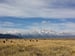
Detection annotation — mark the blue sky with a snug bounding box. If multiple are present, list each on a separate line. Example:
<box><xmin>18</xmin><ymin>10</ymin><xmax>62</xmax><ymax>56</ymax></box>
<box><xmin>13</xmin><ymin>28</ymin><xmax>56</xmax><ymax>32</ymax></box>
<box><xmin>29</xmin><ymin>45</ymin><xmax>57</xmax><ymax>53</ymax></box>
<box><xmin>0</xmin><ymin>17</ymin><xmax>75</xmax><ymax>33</ymax></box>
<box><xmin>0</xmin><ymin>0</ymin><xmax>75</xmax><ymax>34</ymax></box>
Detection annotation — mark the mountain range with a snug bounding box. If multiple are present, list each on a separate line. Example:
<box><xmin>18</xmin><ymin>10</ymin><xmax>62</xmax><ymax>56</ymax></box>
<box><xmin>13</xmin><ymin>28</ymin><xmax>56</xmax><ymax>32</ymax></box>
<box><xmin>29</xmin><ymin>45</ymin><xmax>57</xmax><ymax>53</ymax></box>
<box><xmin>0</xmin><ymin>29</ymin><xmax>75</xmax><ymax>38</ymax></box>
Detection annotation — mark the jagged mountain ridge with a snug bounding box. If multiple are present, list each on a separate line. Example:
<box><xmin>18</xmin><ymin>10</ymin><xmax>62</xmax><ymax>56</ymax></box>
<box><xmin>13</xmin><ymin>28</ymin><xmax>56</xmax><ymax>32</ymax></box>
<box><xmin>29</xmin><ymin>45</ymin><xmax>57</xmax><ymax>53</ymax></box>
<box><xmin>0</xmin><ymin>29</ymin><xmax>75</xmax><ymax>38</ymax></box>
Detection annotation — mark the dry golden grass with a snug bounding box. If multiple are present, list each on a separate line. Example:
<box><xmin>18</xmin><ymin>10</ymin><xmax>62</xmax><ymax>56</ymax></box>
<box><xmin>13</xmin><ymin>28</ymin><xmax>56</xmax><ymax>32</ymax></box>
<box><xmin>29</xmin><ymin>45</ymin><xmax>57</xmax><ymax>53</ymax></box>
<box><xmin>0</xmin><ymin>39</ymin><xmax>75</xmax><ymax>56</ymax></box>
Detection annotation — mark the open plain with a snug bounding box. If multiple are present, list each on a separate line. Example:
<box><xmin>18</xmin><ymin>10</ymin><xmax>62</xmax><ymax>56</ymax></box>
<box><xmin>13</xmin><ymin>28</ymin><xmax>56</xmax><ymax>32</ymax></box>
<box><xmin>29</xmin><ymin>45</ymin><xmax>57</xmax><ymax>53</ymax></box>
<box><xmin>0</xmin><ymin>39</ymin><xmax>75</xmax><ymax>56</ymax></box>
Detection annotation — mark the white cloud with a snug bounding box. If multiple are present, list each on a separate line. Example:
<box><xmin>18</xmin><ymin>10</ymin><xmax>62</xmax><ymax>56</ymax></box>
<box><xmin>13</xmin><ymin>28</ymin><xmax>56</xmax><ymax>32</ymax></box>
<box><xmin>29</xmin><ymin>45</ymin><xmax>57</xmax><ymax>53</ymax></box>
<box><xmin>0</xmin><ymin>21</ymin><xmax>22</xmax><ymax>27</ymax></box>
<box><xmin>0</xmin><ymin>21</ymin><xmax>75</xmax><ymax>34</ymax></box>
<box><xmin>0</xmin><ymin>0</ymin><xmax>75</xmax><ymax>18</ymax></box>
<box><xmin>25</xmin><ymin>21</ymin><xmax>75</xmax><ymax>33</ymax></box>
<box><xmin>0</xmin><ymin>28</ymin><xmax>27</xmax><ymax>34</ymax></box>
<box><xmin>0</xmin><ymin>21</ymin><xmax>15</xmax><ymax>27</ymax></box>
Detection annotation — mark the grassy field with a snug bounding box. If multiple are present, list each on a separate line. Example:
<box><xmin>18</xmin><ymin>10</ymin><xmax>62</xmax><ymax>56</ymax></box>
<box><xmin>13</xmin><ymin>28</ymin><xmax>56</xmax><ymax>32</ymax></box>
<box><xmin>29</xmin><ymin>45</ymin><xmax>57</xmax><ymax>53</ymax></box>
<box><xmin>0</xmin><ymin>39</ymin><xmax>75</xmax><ymax>56</ymax></box>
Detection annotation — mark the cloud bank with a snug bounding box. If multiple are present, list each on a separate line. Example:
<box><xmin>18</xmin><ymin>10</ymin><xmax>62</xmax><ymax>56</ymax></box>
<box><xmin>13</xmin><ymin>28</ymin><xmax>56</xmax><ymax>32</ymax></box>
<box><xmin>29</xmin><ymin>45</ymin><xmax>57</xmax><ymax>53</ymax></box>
<box><xmin>0</xmin><ymin>20</ymin><xmax>75</xmax><ymax>34</ymax></box>
<box><xmin>0</xmin><ymin>0</ymin><xmax>75</xmax><ymax>18</ymax></box>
